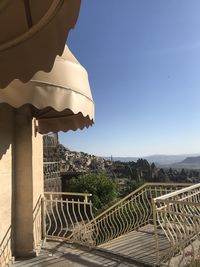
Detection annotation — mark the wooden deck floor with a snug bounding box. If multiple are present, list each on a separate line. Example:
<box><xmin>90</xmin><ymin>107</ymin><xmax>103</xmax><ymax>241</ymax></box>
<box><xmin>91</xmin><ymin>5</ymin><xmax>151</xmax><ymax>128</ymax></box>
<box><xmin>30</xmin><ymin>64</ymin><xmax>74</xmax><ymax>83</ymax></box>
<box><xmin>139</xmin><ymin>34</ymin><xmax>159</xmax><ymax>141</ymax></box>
<box><xmin>99</xmin><ymin>224</ymin><xmax>171</xmax><ymax>267</ymax></box>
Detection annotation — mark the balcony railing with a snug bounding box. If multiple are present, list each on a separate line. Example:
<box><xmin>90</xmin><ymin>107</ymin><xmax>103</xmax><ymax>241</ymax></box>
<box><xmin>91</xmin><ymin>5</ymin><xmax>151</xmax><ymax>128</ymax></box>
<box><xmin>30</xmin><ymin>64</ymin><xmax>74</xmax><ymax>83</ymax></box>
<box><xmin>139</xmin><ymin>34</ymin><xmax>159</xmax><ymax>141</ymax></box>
<box><xmin>153</xmin><ymin>183</ymin><xmax>200</xmax><ymax>266</ymax></box>
<box><xmin>71</xmin><ymin>183</ymin><xmax>191</xmax><ymax>247</ymax></box>
<box><xmin>41</xmin><ymin>183</ymin><xmax>200</xmax><ymax>266</ymax></box>
<box><xmin>43</xmin><ymin>133</ymin><xmax>58</xmax><ymax>148</ymax></box>
<box><xmin>44</xmin><ymin>162</ymin><xmax>60</xmax><ymax>180</ymax></box>
<box><xmin>43</xmin><ymin>192</ymin><xmax>94</xmax><ymax>240</ymax></box>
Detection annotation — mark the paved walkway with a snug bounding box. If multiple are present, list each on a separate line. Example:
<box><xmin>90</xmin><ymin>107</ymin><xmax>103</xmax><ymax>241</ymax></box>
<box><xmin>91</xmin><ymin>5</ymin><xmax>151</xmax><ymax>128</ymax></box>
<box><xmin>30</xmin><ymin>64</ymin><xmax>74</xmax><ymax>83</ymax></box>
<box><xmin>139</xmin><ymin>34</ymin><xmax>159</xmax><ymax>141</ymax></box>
<box><xmin>100</xmin><ymin>225</ymin><xmax>170</xmax><ymax>266</ymax></box>
<box><xmin>13</xmin><ymin>225</ymin><xmax>170</xmax><ymax>267</ymax></box>
<box><xmin>13</xmin><ymin>241</ymin><xmax>139</xmax><ymax>267</ymax></box>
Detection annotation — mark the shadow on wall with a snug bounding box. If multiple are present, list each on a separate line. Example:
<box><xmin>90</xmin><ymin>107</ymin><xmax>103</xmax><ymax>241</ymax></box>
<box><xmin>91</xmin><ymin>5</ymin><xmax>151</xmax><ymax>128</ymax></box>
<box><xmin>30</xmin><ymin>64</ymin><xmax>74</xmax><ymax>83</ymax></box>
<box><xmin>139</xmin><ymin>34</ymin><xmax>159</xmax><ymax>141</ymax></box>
<box><xmin>0</xmin><ymin>104</ymin><xmax>15</xmax><ymax>266</ymax></box>
<box><xmin>0</xmin><ymin>226</ymin><xmax>13</xmax><ymax>267</ymax></box>
<box><xmin>0</xmin><ymin>104</ymin><xmax>14</xmax><ymax>160</ymax></box>
<box><xmin>33</xmin><ymin>195</ymin><xmax>43</xmax><ymax>254</ymax></box>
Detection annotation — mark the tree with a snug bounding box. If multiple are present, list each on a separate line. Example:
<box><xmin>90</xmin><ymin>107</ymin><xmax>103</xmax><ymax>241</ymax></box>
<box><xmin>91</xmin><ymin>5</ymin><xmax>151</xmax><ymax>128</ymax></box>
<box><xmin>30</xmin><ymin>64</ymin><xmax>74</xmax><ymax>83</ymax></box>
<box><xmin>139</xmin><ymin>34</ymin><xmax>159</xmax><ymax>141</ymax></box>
<box><xmin>68</xmin><ymin>172</ymin><xmax>118</xmax><ymax>212</ymax></box>
<box><xmin>122</xmin><ymin>179</ymin><xmax>145</xmax><ymax>196</ymax></box>
<box><xmin>136</xmin><ymin>159</ymin><xmax>151</xmax><ymax>181</ymax></box>
<box><xmin>157</xmin><ymin>168</ymin><xmax>169</xmax><ymax>182</ymax></box>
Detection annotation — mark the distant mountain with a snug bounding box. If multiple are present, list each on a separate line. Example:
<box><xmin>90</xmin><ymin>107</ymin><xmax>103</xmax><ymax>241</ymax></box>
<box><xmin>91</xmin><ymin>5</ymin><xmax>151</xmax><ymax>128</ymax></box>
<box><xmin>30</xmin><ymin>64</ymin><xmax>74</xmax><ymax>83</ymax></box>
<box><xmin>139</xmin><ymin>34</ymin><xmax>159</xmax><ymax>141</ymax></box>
<box><xmin>181</xmin><ymin>156</ymin><xmax>200</xmax><ymax>164</ymax></box>
<box><xmin>145</xmin><ymin>155</ymin><xmax>189</xmax><ymax>165</ymax></box>
<box><xmin>107</xmin><ymin>154</ymin><xmax>200</xmax><ymax>165</ymax></box>
<box><xmin>165</xmin><ymin>156</ymin><xmax>200</xmax><ymax>170</ymax></box>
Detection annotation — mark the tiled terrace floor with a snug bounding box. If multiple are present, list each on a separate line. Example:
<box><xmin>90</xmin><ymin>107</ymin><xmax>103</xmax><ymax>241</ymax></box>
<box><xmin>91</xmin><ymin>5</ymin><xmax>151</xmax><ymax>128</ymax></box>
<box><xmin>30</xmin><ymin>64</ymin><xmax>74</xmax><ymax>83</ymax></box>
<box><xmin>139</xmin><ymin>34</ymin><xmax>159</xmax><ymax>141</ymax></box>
<box><xmin>13</xmin><ymin>225</ymin><xmax>169</xmax><ymax>267</ymax></box>
<box><xmin>100</xmin><ymin>224</ymin><xmax>171</xmax><ymax>266</ymax></box>
<box><xmin>13</xmin><ymin>241</ymin><xmax>140</xmax><ymax>267</ymax></box>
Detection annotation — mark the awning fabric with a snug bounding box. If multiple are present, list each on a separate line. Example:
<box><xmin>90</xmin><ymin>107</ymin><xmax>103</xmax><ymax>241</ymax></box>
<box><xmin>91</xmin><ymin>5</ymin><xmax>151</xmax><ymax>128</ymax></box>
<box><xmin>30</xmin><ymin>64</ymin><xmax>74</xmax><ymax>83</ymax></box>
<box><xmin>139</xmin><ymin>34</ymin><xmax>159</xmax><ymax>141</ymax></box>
<box><xmin>0</xmin><ymin>0</ymin><xmax>81</xmax><ymax>88</ymax></box>
<box><xmin>0</xmin><ymin>46</ymin><xmax>95</xmax><ymax>133</ymax></box>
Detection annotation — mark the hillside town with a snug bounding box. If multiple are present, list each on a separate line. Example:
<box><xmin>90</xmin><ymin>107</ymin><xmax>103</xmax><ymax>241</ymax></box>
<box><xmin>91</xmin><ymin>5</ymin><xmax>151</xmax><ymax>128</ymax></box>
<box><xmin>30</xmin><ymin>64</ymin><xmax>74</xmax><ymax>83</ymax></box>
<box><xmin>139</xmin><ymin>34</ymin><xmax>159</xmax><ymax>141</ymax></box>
<box><xmin>43</xmin><ymin>134</ymin><xmax>200</xmax><ymax>196</ymax></box>
<box><xmin>59</xmin><ymin>144</ymin><xmax>113</xmax><ymax>174</ymax></box>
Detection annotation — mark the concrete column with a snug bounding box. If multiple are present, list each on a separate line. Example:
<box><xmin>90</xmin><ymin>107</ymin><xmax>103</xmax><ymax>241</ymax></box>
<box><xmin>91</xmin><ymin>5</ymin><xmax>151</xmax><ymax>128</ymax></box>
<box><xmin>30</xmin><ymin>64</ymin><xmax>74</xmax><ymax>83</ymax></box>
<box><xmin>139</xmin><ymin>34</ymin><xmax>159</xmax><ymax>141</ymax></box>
<box><xmin>0</xmin><ymin>104</ymin><xmax>15</xmax><ymax>266</ymax></box>
<box><xmin>32</xmin><ymin>118</ymin><xmax>44</xmax><ymax>254</ymax></box>
<box><xmin>14</xmin><ymin>106</ymin><xmax>43</xmax><ymax>257</ymax></box>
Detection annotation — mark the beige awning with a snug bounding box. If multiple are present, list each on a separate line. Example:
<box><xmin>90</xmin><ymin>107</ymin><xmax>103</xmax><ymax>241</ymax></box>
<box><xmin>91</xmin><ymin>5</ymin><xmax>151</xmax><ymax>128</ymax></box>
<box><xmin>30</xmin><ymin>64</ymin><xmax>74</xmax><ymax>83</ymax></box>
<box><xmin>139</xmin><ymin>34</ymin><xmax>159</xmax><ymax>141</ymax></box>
<box><xmin>0</xmin><ymin>46</ymin><xmax>95</xmax><ymax>133</ymax></box>
<box><xmin>0</xmin><ymin>0</ymin><xmax>80</xmax><ymax>88</ymax></box>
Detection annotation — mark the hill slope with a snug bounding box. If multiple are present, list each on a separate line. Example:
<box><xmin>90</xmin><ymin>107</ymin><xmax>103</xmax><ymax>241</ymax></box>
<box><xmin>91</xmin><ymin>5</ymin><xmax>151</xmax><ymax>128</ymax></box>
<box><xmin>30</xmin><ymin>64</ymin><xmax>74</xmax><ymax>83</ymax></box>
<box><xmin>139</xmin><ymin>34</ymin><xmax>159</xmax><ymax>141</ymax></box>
<box><xmin>110</xmin><ymin>154</ymin><xmax>200</xmax><ymax>165</ymax></box>
<box><xmin>159</xmin><ymin>156</ymin><xmax>200</xmax><ymax>170</ymax></box>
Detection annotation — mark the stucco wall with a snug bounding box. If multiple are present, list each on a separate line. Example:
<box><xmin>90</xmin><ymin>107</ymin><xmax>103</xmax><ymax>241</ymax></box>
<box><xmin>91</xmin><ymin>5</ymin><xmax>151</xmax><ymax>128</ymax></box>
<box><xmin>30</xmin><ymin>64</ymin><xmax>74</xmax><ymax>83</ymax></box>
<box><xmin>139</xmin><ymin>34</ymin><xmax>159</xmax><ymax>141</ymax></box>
<box><xmin>14</xmin><ymin>107</ymin><xmax>34</xmax><ymax>256</ymax></box>
<box><xmin>32</xmin><ymin>122</ymin><xmax>44</xmax><ymax>253</ymax></box>
<box><xmin>14</xmin><ymin>107</ymin><xmax>44</xmax><ymax>257</ymax></box>
<box><xmin>0</xmin><ymin>104</ymin><xmax>14</xmax><ymax>266</ymax></box>
<box><xmin>0</xmin><ymin>105</ymin><xmax>44</xmax><ymax>265</ymax></box>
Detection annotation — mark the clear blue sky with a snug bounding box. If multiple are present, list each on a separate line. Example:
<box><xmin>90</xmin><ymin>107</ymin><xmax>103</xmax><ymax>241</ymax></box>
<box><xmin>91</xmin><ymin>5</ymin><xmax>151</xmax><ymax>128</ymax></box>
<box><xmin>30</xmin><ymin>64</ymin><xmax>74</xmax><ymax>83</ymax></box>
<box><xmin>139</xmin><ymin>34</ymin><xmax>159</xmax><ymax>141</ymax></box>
<box><xmin>59</xmin><ymin>0</ymin><xmax>200</xmax><ymax>157</ymax></box>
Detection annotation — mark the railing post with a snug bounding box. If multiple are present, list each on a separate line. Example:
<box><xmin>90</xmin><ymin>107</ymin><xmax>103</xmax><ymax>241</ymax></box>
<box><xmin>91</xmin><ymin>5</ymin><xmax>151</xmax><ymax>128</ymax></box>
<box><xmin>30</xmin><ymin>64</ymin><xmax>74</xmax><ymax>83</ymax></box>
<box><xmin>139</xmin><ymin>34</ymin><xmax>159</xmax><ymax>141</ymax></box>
<box><xmin>41</xmin><ymin>197</ymin><xmax>46</xmax><ymax>241</ymax></box>
<box><xmin>152</xmin><ymin>198</ymin><xmax>160</xmax><ymax>266</ymax></box>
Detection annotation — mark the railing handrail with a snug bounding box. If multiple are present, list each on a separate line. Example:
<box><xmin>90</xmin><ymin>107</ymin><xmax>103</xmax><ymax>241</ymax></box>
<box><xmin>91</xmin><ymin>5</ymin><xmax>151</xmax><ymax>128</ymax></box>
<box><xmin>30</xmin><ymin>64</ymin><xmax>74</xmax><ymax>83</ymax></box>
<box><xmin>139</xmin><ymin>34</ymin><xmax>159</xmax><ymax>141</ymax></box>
<box><xmin>154</xmin><ymin>183</ymin><xmax>196</xmax><ymax>201</ymax></box>
<box><xmin>43</xmin><ymin>162</ymin><xmax>60</xmax><ymax>164</ymax></box>
<box><xmin>44</xmin><ymin>191</ymin><xmax>92</xmax><ymax>197</ymax></box>
<box><xmin>153</xmin><ymin>182</ymin><xmax>200</xmax><ymax>266</ymax></box>
<box><xmin>44</xmin><ymin>191</ymin><xmax>94</xmax><ymax>241</ymax></box>
<box><xmin>76</xmin><ymin>183</ymin><xmax>192</xmax><ymax>226</ymax></box>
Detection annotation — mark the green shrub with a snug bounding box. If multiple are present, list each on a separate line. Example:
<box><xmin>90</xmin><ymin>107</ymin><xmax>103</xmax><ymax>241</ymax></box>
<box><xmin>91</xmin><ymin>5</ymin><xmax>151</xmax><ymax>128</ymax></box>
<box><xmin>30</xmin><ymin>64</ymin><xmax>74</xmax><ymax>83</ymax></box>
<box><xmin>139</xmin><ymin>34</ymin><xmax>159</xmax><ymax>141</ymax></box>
<box><xmin>68</xmin><ymin>172</ymin><xmax>118</xmax><ymax>212</ymax></box>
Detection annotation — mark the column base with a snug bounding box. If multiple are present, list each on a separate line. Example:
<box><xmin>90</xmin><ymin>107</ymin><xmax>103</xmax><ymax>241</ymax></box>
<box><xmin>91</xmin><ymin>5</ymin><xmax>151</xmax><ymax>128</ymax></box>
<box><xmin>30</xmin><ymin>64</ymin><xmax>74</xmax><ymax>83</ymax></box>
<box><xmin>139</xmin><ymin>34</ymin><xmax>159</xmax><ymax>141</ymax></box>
<box><xmin>15</xmin><ymin>250</ymin><xmax>37</xmax><ymax>259</ymax></box>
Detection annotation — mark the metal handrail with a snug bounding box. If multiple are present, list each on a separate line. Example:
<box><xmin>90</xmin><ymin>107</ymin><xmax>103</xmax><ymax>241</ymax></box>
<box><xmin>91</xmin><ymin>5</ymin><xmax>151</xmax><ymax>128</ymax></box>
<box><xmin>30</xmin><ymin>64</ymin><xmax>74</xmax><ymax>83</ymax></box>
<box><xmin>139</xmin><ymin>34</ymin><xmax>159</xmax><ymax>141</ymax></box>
<box><xmin>43</xmin><ymin>192</ymin><xmax>94</xmax><ymax>240</ymax></box>
<box><xmin>43</xmin><ymin>162</ymin><xmax>60</xmax><ymax>181</ymax></box>
<box><xmin>42</xmin><ymin>183</ymin><xmax>200</xmax><ymax>266</ymax></box>
<box><xmin>43</xmin><ymin>162</ymin><xmax>60</xmax><ymax>164</ymax></box>
<box><xmin>153</xmin><ymin>183</ymin><xmax>200</xmax><ymax>266</ymax></box>
<box><xmin>154</xmin><ymin>183</ymin><xmax>199</xmax><ymax>200</ymax></box>
<box><xmin>45</xmin><ymin>192</ymin><xmax>92</xmax><ymax>197</ymax></box>
<box><xmin>85</xmin><ymin>183</ymin><xmax>192</xmax><ymax>225</ymax></box>
<box><xmin>71</xmin><ymin>183</ymin><xmax>191</xmax><ymax>247</ymax></box>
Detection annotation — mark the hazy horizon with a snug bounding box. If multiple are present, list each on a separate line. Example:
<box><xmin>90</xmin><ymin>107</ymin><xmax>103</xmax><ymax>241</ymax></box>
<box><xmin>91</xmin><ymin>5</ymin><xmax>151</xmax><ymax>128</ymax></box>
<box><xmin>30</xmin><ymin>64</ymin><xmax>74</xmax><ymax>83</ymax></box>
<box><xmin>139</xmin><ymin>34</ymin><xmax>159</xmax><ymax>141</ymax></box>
<box><xmin>59</xmin><ymin>140</ymin><xmax>200</xmax><ymax>158</ymax></box>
